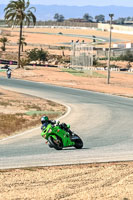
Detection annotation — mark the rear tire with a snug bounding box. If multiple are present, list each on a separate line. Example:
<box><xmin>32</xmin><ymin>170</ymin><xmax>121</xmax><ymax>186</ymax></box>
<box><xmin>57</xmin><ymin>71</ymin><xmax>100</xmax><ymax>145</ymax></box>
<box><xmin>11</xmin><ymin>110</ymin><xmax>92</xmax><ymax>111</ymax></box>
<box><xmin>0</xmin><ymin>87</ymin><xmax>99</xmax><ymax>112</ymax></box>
<box><xmin>48</xmin><ymin>136</ymin><xmax>63</xmax><ymax>150</ymax></box>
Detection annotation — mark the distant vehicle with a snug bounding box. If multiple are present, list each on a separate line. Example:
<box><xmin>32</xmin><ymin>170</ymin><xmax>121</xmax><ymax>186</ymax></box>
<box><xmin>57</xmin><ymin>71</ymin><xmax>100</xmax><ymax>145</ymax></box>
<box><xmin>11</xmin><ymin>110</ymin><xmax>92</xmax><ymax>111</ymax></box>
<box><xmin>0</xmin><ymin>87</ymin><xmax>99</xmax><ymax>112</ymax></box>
<box><xmin>1</xmin><ymin>64</ymin><xmax>9</xmax><ymax>69</ymax></box>
<box><xmin>120</xmin><ymin>68</ymin><xmax>128</xmax><ymax>71</ymax></box>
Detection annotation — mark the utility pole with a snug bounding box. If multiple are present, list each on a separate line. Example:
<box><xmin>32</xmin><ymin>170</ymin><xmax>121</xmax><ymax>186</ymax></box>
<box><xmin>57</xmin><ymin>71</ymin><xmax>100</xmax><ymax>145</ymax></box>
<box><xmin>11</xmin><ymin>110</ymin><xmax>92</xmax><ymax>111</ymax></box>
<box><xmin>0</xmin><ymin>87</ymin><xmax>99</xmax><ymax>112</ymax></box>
<box><xmin>107</xmin><ymin>14</ymin><xmax>114</xmax><ymax>84</ymax></box>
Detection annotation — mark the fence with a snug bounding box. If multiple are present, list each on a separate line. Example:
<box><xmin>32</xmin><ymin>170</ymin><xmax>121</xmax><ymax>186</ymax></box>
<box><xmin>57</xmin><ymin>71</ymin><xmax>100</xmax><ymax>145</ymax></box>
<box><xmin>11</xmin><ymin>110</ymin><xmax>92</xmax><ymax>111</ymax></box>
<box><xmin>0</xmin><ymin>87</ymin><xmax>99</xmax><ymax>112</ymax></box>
<box><xmin>35</xmin><ymin>21</ymin><xmax>98</xmax><ymax>28</ymax></box>
<box><xmin>97</xmin><ymin>48</ymin><xmax>133</xmax><ymax>57</ymax></box>
<box><xmin>70</xmin><ymin>43</ymin><xmax>93</xmax><ymax>68</ymax></box>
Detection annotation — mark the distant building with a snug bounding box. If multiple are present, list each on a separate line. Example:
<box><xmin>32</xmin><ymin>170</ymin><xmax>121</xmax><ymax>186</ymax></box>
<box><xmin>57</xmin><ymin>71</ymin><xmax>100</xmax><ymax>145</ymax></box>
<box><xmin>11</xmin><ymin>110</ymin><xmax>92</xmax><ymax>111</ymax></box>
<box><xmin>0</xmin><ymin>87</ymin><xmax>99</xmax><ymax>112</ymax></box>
<box><xmin>124</xmin><ymin>21</ymin><xmax>133</xmax><ymax>25</ymax></box>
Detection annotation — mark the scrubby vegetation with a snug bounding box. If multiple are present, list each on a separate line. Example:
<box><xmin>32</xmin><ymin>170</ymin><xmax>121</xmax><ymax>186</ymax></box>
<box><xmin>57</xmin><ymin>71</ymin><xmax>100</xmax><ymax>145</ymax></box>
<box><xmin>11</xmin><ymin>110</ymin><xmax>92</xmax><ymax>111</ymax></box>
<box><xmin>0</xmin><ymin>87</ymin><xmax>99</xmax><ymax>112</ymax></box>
<box><xmin>0</xmin><ymin>90</ymin><xmax>66</xmax><ymax>138</ymax></box>
<box><xmin>26</xmin><ymin>48</ymin><xmax>48</xmax><ymax>62</ymax></box>
<box><xmin>99</xmin><ymin>50</ymin><xmax>133</xmax><ymax>62</ymax></box>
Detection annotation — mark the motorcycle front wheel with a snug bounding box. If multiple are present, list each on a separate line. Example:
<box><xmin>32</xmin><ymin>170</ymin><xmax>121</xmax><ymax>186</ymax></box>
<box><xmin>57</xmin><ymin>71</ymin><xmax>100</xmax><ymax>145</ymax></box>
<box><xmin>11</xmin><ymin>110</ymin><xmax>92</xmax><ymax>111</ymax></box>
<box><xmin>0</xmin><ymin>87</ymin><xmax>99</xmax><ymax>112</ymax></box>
<box><xmin>48</xmin><ymin>135</ymin><xmax>63</xmax><ymax>150</ymax></box>
<box><xmin>73</xmin><ymin>134</ymin><xmax>83</xmax><ymax>149</ymax></box>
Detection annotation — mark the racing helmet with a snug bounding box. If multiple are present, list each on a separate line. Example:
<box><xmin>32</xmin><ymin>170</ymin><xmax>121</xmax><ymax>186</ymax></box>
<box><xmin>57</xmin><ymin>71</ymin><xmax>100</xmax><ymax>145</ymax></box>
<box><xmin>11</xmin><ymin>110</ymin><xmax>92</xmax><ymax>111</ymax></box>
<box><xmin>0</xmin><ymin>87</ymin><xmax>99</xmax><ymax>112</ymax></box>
<box><xmin>41</xmin><ymin>116</ymin><xmax>49</xmax><ymax>124</ymax></box>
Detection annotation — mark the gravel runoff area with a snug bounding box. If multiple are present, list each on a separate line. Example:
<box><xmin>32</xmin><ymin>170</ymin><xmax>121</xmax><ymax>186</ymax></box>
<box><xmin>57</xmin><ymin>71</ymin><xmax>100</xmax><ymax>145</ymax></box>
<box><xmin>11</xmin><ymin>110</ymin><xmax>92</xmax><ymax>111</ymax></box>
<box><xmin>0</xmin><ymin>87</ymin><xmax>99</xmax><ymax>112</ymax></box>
<box><xmin>0</xmin><ymin>67</ymin><xmax>133</xmax><ymax>199</ymax></box>
<box><xmin>0</xmin><ymin>162</ymin><xmax>133</xmax><ymax>200</ymax></box>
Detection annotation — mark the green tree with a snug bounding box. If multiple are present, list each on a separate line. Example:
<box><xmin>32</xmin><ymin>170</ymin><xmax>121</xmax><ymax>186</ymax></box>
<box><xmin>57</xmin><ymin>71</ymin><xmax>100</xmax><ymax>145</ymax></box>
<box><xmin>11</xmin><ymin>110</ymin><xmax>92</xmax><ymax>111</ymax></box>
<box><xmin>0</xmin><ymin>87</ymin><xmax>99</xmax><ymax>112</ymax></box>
<box><xmin>0</xmin><ymin>36</ymin><xmax>8</xmax><ymax>51</ymax></box>
<box><xmin>54</xmin><ymin>13</ymin><xmax>60</xmax><ymax>21</ymax></box>
<box><xmin>54</xmin><ymin>13</ymin><xmax>65</xmax><ymax>22</ymax></box>
<box><xmin>116</xmin><ymin>17</ymin><xmax>125</xmax><ymax>24</ymax></box>
<box><xmin>119</xmin><ymin>50</ymin><xmax>133</xmax><ymax>62</ymax></box>
<box><xmin>95</xmin><ymin>15</ymin><xmax>105</xmax><ymax>23</ymax></box>
<box><xmin>83</xmin><ymin>13</ymin><xmax>93</xmax><ymax>22</ymax></box>
<box><xmin>59</xmin><ymin>15</ymin><xmax>64</xmax><ymax>22</ymax></box>
<box><xmin>126</xmin><ymin>16</ymin><xmax>132</xmax><ymax>21</ymax></box>
<box><xmin>4</xmin><ymin>0</ymin><xmax>36</xmax><ymax>68</ymax></box>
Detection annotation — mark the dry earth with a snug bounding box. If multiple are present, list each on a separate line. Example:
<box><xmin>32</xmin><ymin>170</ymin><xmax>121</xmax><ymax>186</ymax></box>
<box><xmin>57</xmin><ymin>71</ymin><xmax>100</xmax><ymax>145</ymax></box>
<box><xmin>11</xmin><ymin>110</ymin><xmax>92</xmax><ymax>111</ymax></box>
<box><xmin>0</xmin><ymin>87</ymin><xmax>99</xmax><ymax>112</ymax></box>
<box><xmin>0</xmin><ymin>87</ymin><xmax>66</xmax><ymax>140</ymax></box>
<box><xmin>0</xmin><ymin>67</ymin><xmax>133</xmax><ymax>200</ymax></box>
<box><xmin>2</xmin><ymin>27</ymin><xmax>133</xmax><ymax>54</ymax></box>
<box><xmin>0</xmin><ymin>162</ymin><xmax>133</xmax><ymax>200</ymax></box>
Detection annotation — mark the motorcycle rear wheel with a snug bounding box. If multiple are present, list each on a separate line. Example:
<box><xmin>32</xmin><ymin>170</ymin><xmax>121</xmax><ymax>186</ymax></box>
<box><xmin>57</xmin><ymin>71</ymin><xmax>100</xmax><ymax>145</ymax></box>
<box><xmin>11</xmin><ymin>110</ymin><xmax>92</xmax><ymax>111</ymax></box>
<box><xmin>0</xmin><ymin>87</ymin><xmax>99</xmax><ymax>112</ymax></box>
<box><xmin>48</xmin><ymin>136</ymin><xmax>63</xmax><ymax>150</ymax></box>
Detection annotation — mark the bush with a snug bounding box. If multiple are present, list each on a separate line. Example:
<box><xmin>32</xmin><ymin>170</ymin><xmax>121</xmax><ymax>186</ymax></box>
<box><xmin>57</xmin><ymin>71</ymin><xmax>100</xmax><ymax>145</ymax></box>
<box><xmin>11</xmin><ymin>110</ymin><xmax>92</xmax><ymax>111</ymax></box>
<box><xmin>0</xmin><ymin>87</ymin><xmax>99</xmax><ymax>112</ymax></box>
<box><xmin>99</xmin><ymin>50</ymin><xmax>133</xmax><ymax>62</ymax></box>
<box><xmin>27</xmin><ymin>48</ymin><xmax>48</xmax><ymax>62</ymax></box>
<box><xmin>118</xmin><ymin>50</ymin><xmax>133</xmax><ymax>62</ymax></box>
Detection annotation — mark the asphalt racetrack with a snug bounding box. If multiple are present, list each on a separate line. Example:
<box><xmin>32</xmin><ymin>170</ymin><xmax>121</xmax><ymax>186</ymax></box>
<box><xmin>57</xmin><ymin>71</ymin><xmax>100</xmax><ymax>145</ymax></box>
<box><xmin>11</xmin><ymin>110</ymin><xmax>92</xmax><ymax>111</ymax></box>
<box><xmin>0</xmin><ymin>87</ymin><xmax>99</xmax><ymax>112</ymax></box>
<box><xmin>0</xmin><ymin>77</ymin><xmax>133</xmax><ymax>169</ymax></box>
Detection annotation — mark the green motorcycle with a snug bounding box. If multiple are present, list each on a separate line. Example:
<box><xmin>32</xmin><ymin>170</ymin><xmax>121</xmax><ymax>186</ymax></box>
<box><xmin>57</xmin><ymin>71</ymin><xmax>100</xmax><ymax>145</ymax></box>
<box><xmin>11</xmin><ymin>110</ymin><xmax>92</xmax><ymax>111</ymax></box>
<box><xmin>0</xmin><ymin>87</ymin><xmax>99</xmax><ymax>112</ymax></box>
<box><xmin>41</xmin><ymin>121</ymin><xmax>83</xmax><ymax>150</ymax></box>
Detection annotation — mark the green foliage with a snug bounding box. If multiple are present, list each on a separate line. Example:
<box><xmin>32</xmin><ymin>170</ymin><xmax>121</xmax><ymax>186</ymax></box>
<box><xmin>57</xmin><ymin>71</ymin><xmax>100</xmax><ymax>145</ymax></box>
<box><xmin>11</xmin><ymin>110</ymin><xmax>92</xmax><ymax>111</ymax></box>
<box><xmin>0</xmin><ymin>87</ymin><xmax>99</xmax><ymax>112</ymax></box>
<box><xmin>0</xmin><ymin>36</ymin><xmax>8</xmax><ymax>51</ymax></box>
<box><xmin>1</xmin><ymin>46</ymin><xmax>6</xmax><ymax>51</ymax></box>
<box><xmin>27</xmin><ymin>48</ymin><xmax>48</xmax><ymax>62</ymax></box>
<box><xmin>93</xmin><ymin>57</ymin><xmax>98</xmax><ymax>65</ymax></box>
<box><xmin>4</xmin><ymin>0</ymin><xmax>36</xmax><ymax>67</ymax></box>
<box><xmin>99</xmin><ymin>50</ymin><xmax>133</xmax><ymax>62</ymax></box>
<box><xmin>118</xmin><ymin>50</ymin><xmax>133</xmax><ymax>62</ymax></box>
<box><xmin>4</xmin><ymin>0</ymin><xmax>36</xmax><ymax>26</ymax></box>
<box><xmin>54</xmin><ymin>13</ymin><xmax>65</xmax><ymax>22</ymax></box>
<box><xmin>83</xmin><ymin>13</ymin><xmax>93</xmax><ymax>22</ymax></box>
<box><xmin>20</xmin><ymin>58</ymin><xmax>29</xmax><ymax>68</ymax></box>
<box><xmin>116</xmin><ymin>17</ymin><xmax>125</xmax><ymax>24</ymax></box>
<box><xmin>19</xmin><ymin>37</ymin><xmax>27</xmax><ymax>52</ymax></box>
<box><xmin>95</xmin><ymin>15</ymin><xmax>105</xmax><ymax>22</ymax></box>
<box><xmin>27</xmin><ymin>48</ymin><xmax>38</xmax><ymax>61</ymax></box>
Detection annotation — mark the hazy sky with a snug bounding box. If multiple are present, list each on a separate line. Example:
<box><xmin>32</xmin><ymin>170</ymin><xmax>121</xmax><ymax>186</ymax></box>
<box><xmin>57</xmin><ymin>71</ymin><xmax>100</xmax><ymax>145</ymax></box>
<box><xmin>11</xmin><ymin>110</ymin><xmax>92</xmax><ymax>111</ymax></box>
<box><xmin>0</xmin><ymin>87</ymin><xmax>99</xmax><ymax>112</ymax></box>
<box><xmin>3</xmin><ymin>0</ymin><xmax>133</xmax><ymax>7</ymax></box>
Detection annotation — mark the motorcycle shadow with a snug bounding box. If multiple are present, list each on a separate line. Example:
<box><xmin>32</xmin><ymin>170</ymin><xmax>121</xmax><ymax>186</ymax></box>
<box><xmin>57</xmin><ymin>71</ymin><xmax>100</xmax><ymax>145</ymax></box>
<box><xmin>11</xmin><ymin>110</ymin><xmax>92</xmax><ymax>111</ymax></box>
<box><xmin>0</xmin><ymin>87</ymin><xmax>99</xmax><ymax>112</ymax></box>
<box><xmin>62</xmin><ymin>147</ymin><xmax>89</xmax><ymax>151</ymax></box>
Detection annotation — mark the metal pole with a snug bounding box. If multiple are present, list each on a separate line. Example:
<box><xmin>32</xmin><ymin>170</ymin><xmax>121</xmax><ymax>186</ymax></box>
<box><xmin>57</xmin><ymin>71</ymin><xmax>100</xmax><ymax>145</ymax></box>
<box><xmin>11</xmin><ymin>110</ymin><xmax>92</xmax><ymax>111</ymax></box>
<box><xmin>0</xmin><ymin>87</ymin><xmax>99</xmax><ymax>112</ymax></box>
<box><xmin>107</xmin><ymin>14</ymin><xmax>114</xmax><ymax>84</ymax></box>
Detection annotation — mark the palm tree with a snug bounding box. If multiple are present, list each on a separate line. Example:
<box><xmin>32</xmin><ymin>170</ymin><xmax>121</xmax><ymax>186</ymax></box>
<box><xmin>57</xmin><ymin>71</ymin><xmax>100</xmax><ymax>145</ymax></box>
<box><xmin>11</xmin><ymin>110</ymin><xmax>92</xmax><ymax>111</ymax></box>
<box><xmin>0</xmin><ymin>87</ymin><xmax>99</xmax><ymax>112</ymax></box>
<box><xmin>0</xmin><ymin>37</ymin><xmax>8</xmax><ymax>51</ymax></box>
<box><xmin>18</xmin><ymin>36</ymin><xmax>27</xmax><ymax>52</ymax></box>
<box><xmin>4</xmin><ymin>0</ymin><xmax>36</xmax><ymax>68</ymax></box>
<box><xmin>83</xmin><ymin>13</ymin><xmax>93</xmax><ymax>22</ymax></box>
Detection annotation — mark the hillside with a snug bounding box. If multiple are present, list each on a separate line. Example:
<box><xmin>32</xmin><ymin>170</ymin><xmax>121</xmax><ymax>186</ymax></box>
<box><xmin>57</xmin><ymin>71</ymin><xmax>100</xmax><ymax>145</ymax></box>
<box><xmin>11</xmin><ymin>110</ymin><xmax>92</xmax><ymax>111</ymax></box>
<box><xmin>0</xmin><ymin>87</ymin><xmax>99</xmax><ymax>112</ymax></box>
<box><xmin>0</xmin><ymin>4</ymin><xmax>133</xmax><ymax>21</ymax></box>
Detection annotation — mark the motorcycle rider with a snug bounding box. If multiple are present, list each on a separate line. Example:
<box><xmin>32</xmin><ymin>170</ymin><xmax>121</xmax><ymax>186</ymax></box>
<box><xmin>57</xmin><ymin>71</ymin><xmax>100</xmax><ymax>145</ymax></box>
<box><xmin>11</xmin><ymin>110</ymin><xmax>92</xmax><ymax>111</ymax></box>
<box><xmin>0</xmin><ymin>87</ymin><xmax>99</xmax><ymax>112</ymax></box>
<box><xmin>6</xmin><ymin>67</ymin><xmax>12</xmax><ymax>79</ymax></box>
<box><xmin>59</xmin><ymin>122</ymin><xmax>74</xmax><ymax>138</ymax></box>
<box><xmin>41</xmin><ymin>116</ymin><xmax>74</xmax><ymax>139</ymax></box>
<box><xmin>41</xmin><ymin>116</ymin><xmax>55</xmax><ymax>136</ymax></box>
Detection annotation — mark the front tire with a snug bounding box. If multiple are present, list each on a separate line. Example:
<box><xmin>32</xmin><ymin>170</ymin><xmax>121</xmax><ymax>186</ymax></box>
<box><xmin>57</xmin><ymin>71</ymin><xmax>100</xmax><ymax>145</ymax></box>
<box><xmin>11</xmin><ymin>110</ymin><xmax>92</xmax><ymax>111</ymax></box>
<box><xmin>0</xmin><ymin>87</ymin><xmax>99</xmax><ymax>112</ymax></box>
<box><xmin>48</xmin><ymin>136</ymin><xmax>63</xmax><ymax>150</ymax></box>
<box><xmin>73</xmin><ymin>134</ymin><xmax>83</xmax><ymax>149</ymax></box>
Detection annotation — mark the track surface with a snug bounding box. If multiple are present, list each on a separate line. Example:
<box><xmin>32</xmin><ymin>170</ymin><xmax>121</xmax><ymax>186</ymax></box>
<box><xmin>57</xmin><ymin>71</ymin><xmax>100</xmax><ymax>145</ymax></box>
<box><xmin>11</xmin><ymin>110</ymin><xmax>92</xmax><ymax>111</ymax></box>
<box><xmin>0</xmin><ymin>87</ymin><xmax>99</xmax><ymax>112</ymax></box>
<box><xmin>0</xmin><ymin>77</ymin><xmax>133</xmax><ymax>169</ymax></box>
<box><xmin>14</xmin><ymin>30</ymin><xmax>125</xmax><ymax>42</ymax></box>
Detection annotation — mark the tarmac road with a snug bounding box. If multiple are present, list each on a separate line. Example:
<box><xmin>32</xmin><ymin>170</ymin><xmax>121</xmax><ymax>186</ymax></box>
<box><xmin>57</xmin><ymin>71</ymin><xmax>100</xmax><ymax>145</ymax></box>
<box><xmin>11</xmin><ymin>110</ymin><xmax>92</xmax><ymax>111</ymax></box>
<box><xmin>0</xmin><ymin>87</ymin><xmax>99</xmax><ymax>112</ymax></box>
<box><xmin>0</xmin><ymin>77</ymin><xmax>133</xmax><ymax>169</ymax></box>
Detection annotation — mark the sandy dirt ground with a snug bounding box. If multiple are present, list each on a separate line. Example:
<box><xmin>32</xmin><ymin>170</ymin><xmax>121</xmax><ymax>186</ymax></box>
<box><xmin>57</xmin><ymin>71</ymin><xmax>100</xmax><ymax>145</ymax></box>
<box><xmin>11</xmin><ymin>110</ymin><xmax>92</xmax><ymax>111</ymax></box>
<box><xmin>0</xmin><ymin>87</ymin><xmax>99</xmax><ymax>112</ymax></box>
<box><xmin>0</xmin><ymin>67</ymin><xmax>133</xmax><ymax>200</ymax></box>
<box><xmin>2</xmin><ymin>27</ymin><xmax>133</xmax><ymax>53</ymax></box>
<box><xmin>0</xmin><ymin>162</ymin><xmax>133</xmax><ymax>200</ymax></box>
